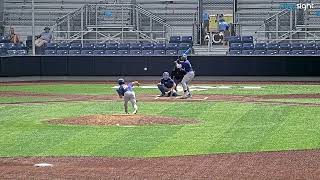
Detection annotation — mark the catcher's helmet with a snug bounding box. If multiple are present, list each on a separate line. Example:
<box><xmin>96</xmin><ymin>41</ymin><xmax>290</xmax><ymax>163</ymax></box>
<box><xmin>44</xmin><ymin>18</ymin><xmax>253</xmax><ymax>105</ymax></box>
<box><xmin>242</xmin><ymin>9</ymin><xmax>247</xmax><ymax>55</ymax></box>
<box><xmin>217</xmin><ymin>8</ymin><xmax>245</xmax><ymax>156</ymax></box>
<box><xmin>117</xmin><ymin>78</ymin><xmax>125</xmax><ymax>85</ymax></box>
<box><xmin>162</xmin><ymin>72</ymin><xmax>170</xmax><ymax>80</ymax></box>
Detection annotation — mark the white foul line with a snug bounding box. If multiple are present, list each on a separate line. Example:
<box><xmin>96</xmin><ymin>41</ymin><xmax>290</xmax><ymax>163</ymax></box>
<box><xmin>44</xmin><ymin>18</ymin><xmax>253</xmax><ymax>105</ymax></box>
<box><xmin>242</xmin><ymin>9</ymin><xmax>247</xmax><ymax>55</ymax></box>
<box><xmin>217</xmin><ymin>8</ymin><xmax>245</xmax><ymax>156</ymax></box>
<box><xmin>154</xmin><ymin>97</ymin><xmax>159</xmax><ymax>100</ymax></box>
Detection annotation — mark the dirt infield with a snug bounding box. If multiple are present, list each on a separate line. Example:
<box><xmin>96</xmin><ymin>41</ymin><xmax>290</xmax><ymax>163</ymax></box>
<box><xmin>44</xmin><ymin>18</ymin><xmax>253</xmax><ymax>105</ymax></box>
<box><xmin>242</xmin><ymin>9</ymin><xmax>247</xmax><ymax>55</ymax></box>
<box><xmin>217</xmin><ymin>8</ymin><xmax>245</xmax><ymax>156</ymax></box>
<box><xmin>48</xmin><ymin>114</ymin><xmax>198</xmax><ymax>126</ymax></box>
<box><xmin>1</xmin><ymin>149</ymin><xmax>320</xmax><ymax>179</ymax></box>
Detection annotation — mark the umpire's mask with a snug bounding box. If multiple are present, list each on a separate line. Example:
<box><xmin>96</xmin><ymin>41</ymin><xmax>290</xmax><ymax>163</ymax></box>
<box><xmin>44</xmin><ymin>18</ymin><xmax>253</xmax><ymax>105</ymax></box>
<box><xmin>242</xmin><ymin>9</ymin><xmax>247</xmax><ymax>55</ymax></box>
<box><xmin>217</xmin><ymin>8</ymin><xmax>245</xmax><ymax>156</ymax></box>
<box><xmin>162</xmin><ymin>72</ymin><xmax>170</xmax><ymax>80</ymax></box>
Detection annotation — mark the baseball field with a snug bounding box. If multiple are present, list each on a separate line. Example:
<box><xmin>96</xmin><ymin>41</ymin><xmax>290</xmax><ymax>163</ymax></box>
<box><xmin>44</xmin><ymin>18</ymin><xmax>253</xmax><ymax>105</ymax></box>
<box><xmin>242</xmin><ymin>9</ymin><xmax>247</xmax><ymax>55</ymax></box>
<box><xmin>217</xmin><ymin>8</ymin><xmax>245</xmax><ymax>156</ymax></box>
<box><xmin>1</xmin><ymin>81</ymin><xmax>320</xmax><ymax>179</ymax></box>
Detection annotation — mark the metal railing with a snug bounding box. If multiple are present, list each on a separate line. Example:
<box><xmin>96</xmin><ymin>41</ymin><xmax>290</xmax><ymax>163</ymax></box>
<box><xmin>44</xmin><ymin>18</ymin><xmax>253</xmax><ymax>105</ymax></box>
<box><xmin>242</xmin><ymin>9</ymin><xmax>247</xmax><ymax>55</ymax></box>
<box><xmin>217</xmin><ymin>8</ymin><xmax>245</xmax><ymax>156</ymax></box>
<box><xmin>254</xmin><ymin>30</ymin><xmax>320</xmax><ymax>43</ymax></box>
<box><xmin>51</xmin><ymin>3</ymin><xmax>173</xmax><ymax>44</ymax></box>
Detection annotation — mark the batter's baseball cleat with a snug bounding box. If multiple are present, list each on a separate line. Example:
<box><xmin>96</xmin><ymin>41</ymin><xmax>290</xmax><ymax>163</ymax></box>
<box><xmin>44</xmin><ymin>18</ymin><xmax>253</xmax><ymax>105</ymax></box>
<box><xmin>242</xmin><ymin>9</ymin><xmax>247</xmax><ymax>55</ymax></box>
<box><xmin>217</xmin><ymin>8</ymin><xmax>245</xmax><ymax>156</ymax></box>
<box><xmin>132</xmin><ymin>109</ymin><xmax>138</xmax><ymax>114</ymax></box>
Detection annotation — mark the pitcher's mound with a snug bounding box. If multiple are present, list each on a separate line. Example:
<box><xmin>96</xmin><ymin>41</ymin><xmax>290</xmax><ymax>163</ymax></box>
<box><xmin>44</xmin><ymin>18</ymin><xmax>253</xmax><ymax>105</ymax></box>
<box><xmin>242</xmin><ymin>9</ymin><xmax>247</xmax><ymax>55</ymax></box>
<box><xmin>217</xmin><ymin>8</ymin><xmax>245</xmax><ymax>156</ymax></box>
<box><xmin>48</xmin><ymin>114</ymin><xmax>198</xmax><ymax>126</ymax></box>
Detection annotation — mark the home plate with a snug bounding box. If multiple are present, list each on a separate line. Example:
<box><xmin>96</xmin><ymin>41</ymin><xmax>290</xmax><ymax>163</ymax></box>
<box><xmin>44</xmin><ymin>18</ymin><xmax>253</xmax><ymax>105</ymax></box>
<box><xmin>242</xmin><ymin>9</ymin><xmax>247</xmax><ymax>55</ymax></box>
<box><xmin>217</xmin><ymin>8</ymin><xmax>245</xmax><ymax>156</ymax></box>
<box><xmin>34</xmin><ymin>163</ymin><xmax>53</xmax><ymax>167</ymax></box>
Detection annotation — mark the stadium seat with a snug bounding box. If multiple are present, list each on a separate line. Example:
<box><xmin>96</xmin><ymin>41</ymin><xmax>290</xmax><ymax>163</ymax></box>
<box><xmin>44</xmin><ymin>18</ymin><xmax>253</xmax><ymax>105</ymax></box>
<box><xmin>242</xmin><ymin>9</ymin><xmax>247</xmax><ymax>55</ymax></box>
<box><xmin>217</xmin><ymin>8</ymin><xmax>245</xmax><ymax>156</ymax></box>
<box><xmin>304</xmin><ymin>43</ymin><xmax>317</xmax><ymax>50</ymax></box>
<box><xmin>105</xmin><ymin>50</ymin><xmax>118</xmax><ymax>55</ymax></box>
<box><xmin>229</xmin><ymin>36</ymin><xmax>241</xmax><ymax>44</ymax></box>
<box><xmin>241</xmin><ymin>36</ymin><xmax>253</xmax><ymax>43</ymax></box>
<box><xmin>154</xmin><ymin>50</ymin><xmax>165</xmax><ymax>55</ymax></box>
<box><xmin>69</xmin><ymin>43</ymin><xmax>82</xmax><ymax>50</ymax></box>
<box><xmin>0</xmin><ymin>36</ymin><xmax>10</xmax><ymax>43</ymax></box>
<box><xmin>255</xmin><ymin>43</ymin><xmax>267</xmax><ymax>50</ymax></box>
<box><xmin>94</xmin><ymin>43</ymin><xmax>106</xmax><ymax>50</ymax></box>
<box><xmin>179</xmin><ymin>43</ymin><xmax>192</xmax><ymax>51</ymax></box>
<box><xmin>93</xmin><ymin>50</ymin><xmax>105</xmax><ymax>55</ymax></box>
<box><xmin>57</xmin><ymin>43</ymin><xmax>70</xmax><ymax>50</ymax></box>
<box><xmin>304</xmin><ymin>50</ymin><xmax>316</xmax><ymax>55</ymax></box>
<box><xmin>154</xmin><ymin>43</ymin><xmax>166</xmax><ymax>50</ymax></box>
<box><xmin>229</xmin><ymin>43</ymin><xmax>242</xmax><ymax>50</ymax></box>
<box><xmin>130</xmin><ymin>50</ymin><xmax>142</xmax><ymax>55</ymax></box>
<box><xmin>229</xmin><ymin>50</ymin><xmax>241</xmax><ymax>55</ymax></box>
<box><xmin>13</xmin><ymin>43</ymin><xmax>27</xmax><ymax>50</ymax></box>
<box><xmin>81</xmin><ymin>50</ymin><xmax>93</xmax><ymax>55</ymax></box>
<box><xmin>118</xmin><ymin>43</ymin><xmax>130</xmax><ymax>50</ymax></box>
<box><xmin>266</xmin><ymin>50</ymin><xmax>278</xmax><ymax>55</ymax></box>
<box><xmin>56</xmin><ymin>50</ymin><xmax>68</xmax><ymax>55</ymax></box>
<box><xmin>142</xmin><ymin>50</ymin><xmax>153</xmax><ymax>55</ymax></box>
<box><xmin>166</xmin><ymin>43</ymin><xmax>179</xmax><ymax>50</ymax></box>
<box><xmin>181</xmin><ymin>36</ymin><xmax>193</xmax><ymax>44</ymax></box>
<box><xmin>316</xmin><ymin>50</ymin><xmax>320</xmax><ymax>55</ymax></box>
<box><xmin>17</xmin><ymin>50</ymin><xmax>27</xmax><ymax>55</ymax></box>
<box><xmin>242</xmin><ymin>43</ymin><xmax>254</xmax><ymax>50</ymax></box>
<box><xmin>105</xmin><ymin>43</ymin><xmax>118</xmax><ymax>50</ymax></box>
<box><xmin>254</xmin><ymin>50</ymin><xmax>266</xmax><ymax>55</ymax></box>
<box><xmin>130</xmin><ymin>43</ymin><xmax>142</xmax><ymax>50</ymax></box>
<box><xmin>141</xmin><ymin>43</ymin><xmax>154</xmax><ymax>50</ymax></box>
<box><xmin>291</xmin><ymin>50</ymin><xmax>303</xmax><ymax>55</ymax></box>
<box><xmin>44</xmin><ymin>50</ymin><xmax>56</xmax><ymax>55</ymax></box>
<box><xmin>166</xmin><ymin>50</ymin><xmax>177</xmax><ymax>55</ymax></box>
<box><xmin>169</xmin><ymin>36</ymin><xmax>181</xmax><ymax>43</ymax></box>
<box><xmin>0</xmin><ymin>43</ymin><xmax>7</xmax><ymax>55</ymax></box>
<box><xmin>82</xmin><ymin>43</ymin><xmax>95</xmax><ymax>50</ymax></box>
<box><xmin>242</xmin><ymin>50</ymin><xmax>254</xmax><ymax>55</ymax></box>
<box><xmin>69</xmin><ymin>50</ymin><xmax>81</xmax><ymax>55</ymax></box>
<box><xmin>6</xmin><ymin>43</ymin><xmax>16</xmax><ymax>50</ymax></box>
<box><xmin>7</xmin><ymin>50</ymin><xmax>18</xmax><ymax>56</ymax></box>
<box><xmin>279</xmin><ymin>50</ymin><xmax>291</xmax><ymax>55</ymax></box>
<box><xmin>267</xmin><ymin>43</ymin><xmax>279</xmax><ymax>50</ymax></box>
<box><xmin>291</xmin><ymin>43</ymin><xmax>304</xmax><ymax>50</ymax></box>
<box><xmin>279</xmin><ymin>43</ymin><xmax>291</xmax><ymax>50</ymax></box>
<box><xmin>118</xmin><ymin>50</ymin><xmax>129</xmax><ymax>55</ymax></box>
<box><xmin>45</xmin><ymin>43</ymin><xmax>58</xmax><ymax>50</ymax></box>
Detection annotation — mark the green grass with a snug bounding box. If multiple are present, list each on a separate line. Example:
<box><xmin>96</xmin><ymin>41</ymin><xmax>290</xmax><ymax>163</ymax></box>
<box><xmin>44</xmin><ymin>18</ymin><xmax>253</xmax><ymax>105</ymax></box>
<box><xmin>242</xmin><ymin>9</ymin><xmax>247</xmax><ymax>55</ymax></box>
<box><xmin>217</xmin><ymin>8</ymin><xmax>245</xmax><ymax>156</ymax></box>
<box><xmin>1</xmin><ymin>83</ymin><xmax>320</xmax><ymax>96</ymax></box>
<box><xmin>263</xmin><ymin>98</ymin><xmax>320</xmax><ymax>104</ymax></box>
<box><xmin>0</xmin><ymin>97</ymin><xmax>62</xmax><ymax>103</ymax></box>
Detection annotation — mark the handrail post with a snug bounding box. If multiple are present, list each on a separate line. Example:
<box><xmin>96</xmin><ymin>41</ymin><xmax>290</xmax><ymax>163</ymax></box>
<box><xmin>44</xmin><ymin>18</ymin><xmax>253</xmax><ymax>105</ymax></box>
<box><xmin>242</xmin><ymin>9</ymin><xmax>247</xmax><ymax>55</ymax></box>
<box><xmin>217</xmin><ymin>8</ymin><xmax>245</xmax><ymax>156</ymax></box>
<box><xmin>81</xmin><ymin>6</ymin><xmax>84</xmax><ymax>46</ymax></box>
<box><xmin>95</xmin><ymin>4</ymin><xmax>98</xmax><ymax>43</ymax></box>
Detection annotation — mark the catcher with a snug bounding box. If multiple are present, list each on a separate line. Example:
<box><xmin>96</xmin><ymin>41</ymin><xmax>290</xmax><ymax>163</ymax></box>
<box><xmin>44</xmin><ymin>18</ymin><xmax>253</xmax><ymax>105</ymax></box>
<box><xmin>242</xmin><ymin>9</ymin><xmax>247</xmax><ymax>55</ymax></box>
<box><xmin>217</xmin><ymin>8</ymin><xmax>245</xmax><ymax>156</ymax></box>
<box><xmin>116</xmin><ymin>78</ymin><xmax>139</xmax><ymax>114</ymax></box>
<box><xmin>157</xmin><ymin>72</ymin><xmax>177</xmax><ymax>97</ymax></box>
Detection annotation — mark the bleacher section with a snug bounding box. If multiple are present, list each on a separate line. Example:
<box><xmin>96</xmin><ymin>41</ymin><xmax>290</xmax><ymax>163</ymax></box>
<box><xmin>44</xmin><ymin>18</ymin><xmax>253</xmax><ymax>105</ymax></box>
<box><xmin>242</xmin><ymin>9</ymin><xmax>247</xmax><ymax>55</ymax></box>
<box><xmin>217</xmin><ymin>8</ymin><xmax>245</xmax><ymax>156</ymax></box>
<box><xmin>228</xmin><ymin>35</ymin><xmax>320</xmax><ymax>55</ymax></box>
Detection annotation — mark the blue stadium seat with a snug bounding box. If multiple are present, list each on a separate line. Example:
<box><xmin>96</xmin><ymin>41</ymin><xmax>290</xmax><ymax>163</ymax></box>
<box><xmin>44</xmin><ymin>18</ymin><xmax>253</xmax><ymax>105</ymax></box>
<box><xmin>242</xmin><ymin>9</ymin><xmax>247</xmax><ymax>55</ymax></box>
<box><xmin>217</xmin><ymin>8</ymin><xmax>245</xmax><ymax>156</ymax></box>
<box><xmin>181</xmin><ymin>36</ymin><xmax>193</xmax><ymax>44</ymax></box>
<box><xmin>82</xmin><ymin>43</ymin><xmax>95</xmax><ymax>50</ymax></box>
<box><xmin>178</xmin><ymin>50</ymin><xmax>190</xmax><ymax>55</ymax></box>
<box><xmin>242</xmin><ymin>50</ymin><xmax>254</xmax><ymax>55</ymax></box>
<box><xmin>118</xmin><ymin>50</ymin><xmax>129</xmax><ymax>55</ymax></box>
<box><xmin>316</xmin><ymin>50</ymin><xmax>320</xmax><ymax>55</ymax></box>
<box><xmin>242</xmin><ymin>43</ymin><xmax>254</xmax><ymax>50</ymax></box>
<box><xmin>255</xmin><ymin>43</ymin><xmax>267</xmax><ymax>50</ymax></box>
<box><xmin>279</xmin><ymin>50</ymin><xmax>291</xmax><ymax>55</ymax></box>
<box><xmin>254</xmin><ymin>50</ymin><xmax>266</xmax><ymax>55</ymax></box>
<box><xmin>166</xmin><ymin>43</ymin><xmax>179</xmax><ymax>50</ymax></box>
<box><xmin>7</xmin><ymin>50</ymin><xmax>18</xmax><ymax>56</ymax></box>
<box><xmin>17</xmin><ymin>50</ymin><xmax>27</xmax><ymax>55</ymax></box>
<box><xmin>241</xmin><ymin>36</ymin><xmax>253</xmax><ymax>43</ymax></box>
<box><xmin>105</xmin><ymin>50</ymin><xmax>118</xmax><ymax>55</ymax></box>
<box><xmin>142</xmin><ymin>50</ymin><xmax>153</xmax><ymax>55</ymax></box>
<box><xmin>179</xmin><ymin>43</ymin><xmax>192</xmax><ymax>51</ymax></box>
<box><xmin>94</xmin><ymin>43</ymin><xmax>106</xmax><ymax>50</ymax></box>
<box><xmin>169</xmin><ymin>36</ymin><xmax>181</xmax><ymax>43</ymax></box>
<box><xmin>141</xmin><ymin>43</ymin><xmax>154</xmax><ymax>50</ymax></box>
<box><xmin>154</xmin><ymin>43</ymin><xmax>166</xmax><ymax>50</ymax></box>
<box><xmin>69</xmin><ymin>43</ymin><xmax>82</xmax><ymax>50</ymax></box>
<box><xmin>0</xmin><ymin>36</ymin><xmax>10</xmax><ymax>43</ymax></box>
<box><xmin>93</xmin><ymin>50</ymin><xmax>106</xmax><ymax>55</ymax></box>
<box><xmin>229</xmin><ymin>43</ymin><xmax>242</xmax><ymax>50</ymax></box>
<box><xmin>229</xmin><ymin>36</ymin><xmax>241</xmax><ymax>44</ymax></box>
<box><xmin>304</xmin><ymin>43</ymin><xmax>317</xmax><ymax>50</ymax></box>
<box><xmin>69</xmin><ymin>50</ymin><xmax>81</xmax><ymax>55</ymax></box>
<box><xmin>130</xmin><ymin>43</ymin><xmax>142</xmax><ymax>50</ymax></box>
<box><xmin>229</xmin><ymin>50</ymin><xmax>241</xmax><ymax>55</ymax></box>
<box><xmin>279</xmin><ymin>43</ymin><xmax>291</xmax><ymax>50</ymax></box>
<box><xmin>130</xmin><ymin>50</ymin><xmax>142</xmax><ymax>55</ymax></box>
<box><xmin>6</xmin><ymin>43</ymin><xmax>16</xmax><ymax>50</ymax></box>
<box><xmin>154</xmin><ymin>50</ymin><xmax>165</xmax><ymax>55</ymax></box>
<box><xmin>266</xmin><ymin>50</ymin><xmax>278</xmax><ymax>55</ymax></box>
<box><xmin>291</xmin><ymin>43</ymin><xmax>304</xmax><ymax>50</ymax></box>
<box><xmin>304</xmin><ymin>50</ymin><xmax>316</xmax><ymax>55</ymax></box>
<box><xmin>166</xmin><ymin>50</ymin><xmax>177</xmax><ymax>55</ymax></box>
<box><xmin>46</xmin><ymin>43</ymin><xmax>58</xmax><ymax>50</ymax></box>
<box><xmin>267</xmin><ymin>43</ymin><xmax>279</xmax><ymax>50</ymax></box>
<box><xmin>44</xmin><ymin>50</ymin><xmax>56</xmax><ymax>55</ymax></box>
<box><xmin>291</xmin><ymin>50</ymin><xmax>303</xmax><ymax>55</ymax></box>
<box><xmin>105</xmin><ymin>43</ymin><xmax>118</xmax><ymax>50</ymax></box>
<box><xmin>81</xmin><ymin>50</ymin><xmax>93</xmax><ymax>55</ymax></box>
<box><xmin>57</xmin><ymin>43</ymin><xmax>70</xmax><ymax>50</ymax></box>
<box><xmin>56</xmin><ymin>50</ymin><xmax>68</xmax><ymax>55</ymax></box>
<box><xmin>118</xmin><ymin>43</ymin><xmax>130</xmax><ymax>50</ymax></box>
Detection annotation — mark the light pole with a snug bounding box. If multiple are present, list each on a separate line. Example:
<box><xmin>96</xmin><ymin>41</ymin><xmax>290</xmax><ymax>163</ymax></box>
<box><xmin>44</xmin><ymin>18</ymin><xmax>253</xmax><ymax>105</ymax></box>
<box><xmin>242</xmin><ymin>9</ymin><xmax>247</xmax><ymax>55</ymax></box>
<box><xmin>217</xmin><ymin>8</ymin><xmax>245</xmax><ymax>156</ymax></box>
<box><xmin>32</xmin><ymin>0</ymin><xmax>35</xmax><ymax>55</ymax></box>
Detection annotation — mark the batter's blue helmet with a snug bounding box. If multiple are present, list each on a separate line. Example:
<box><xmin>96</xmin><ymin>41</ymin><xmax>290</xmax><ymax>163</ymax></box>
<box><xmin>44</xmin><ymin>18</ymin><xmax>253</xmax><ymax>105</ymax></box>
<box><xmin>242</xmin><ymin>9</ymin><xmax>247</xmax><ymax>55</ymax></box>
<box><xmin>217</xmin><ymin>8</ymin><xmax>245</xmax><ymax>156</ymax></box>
<box><xmin>180</xmin><ymin>54</ymin><xmax>187</xmax><ymax>61</ymax></box>
<box><xmin>117</xmin><ymin>78</ymin><xmax>125</xmax><ymax>85</ymax></box>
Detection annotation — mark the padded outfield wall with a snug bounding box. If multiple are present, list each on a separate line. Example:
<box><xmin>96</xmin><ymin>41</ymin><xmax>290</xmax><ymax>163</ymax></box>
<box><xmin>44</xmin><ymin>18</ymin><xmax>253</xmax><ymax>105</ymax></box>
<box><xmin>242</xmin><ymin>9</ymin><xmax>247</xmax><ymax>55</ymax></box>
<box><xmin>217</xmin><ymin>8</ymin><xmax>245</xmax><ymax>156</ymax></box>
<box><xmin>1</xmin><ymin>56</ymin><xmax>320</xmax><ymax>76</ymax></box>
